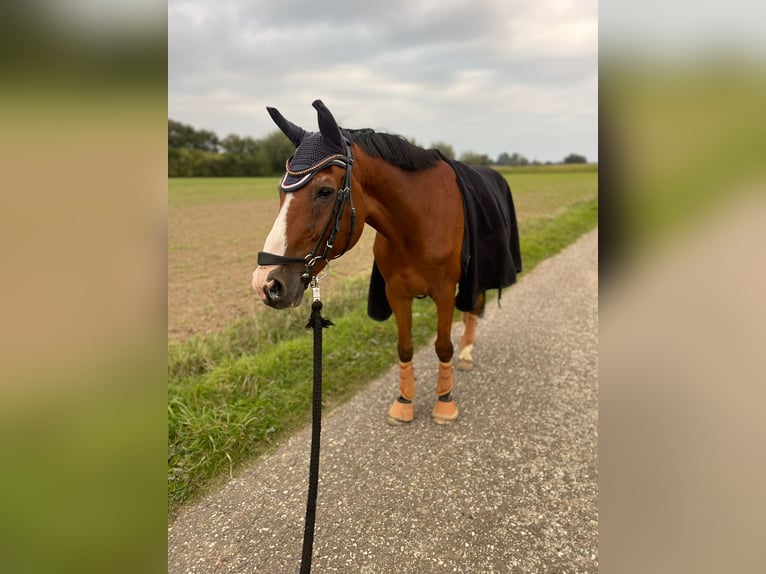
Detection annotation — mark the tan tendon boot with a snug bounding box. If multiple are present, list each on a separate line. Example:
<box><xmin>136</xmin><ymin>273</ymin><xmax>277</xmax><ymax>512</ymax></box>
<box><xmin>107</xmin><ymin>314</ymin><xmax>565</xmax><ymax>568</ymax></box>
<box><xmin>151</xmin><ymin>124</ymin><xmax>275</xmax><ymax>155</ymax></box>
<box><xmin>387</xmin><ymin>361</ymin><xmax>415</xmax><ymax>425</ymax></box>
<box><xmin>432</xmin><ymin>361</ymin><xmax>458</xmax><ymax>424</ymax></box>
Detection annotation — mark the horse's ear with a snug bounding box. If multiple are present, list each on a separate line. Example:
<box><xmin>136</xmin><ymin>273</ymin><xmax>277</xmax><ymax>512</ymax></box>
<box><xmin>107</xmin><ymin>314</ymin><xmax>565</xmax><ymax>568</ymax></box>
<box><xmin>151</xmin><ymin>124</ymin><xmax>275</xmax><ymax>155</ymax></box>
<box><xmin>267</xmin><ymin>106</ymin><xmax>308</xmax><ymax>148</ymax></box>
<box><xmin>312</xmin><ymin>100</ymin><xmax>343</xmax><ymax>148</ymax></box>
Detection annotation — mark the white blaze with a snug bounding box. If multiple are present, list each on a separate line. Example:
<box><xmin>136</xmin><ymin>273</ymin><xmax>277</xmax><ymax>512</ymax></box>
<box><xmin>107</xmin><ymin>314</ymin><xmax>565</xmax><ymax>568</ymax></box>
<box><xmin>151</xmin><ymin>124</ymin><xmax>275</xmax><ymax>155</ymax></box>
<box><xmin>252</xmin><ymin>194</ymin><xmax>294</xmax><ymax>299</ymax></box>
<box><xmin>262</xmin><ymin>193</ymin><xmax>293</xmax><ymax>256</ymax></box>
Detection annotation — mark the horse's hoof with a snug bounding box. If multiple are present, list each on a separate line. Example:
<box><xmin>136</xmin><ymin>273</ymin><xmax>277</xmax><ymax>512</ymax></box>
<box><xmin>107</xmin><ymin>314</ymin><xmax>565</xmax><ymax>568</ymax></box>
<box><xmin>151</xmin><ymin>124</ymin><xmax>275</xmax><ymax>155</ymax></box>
<box><xmin>431</xmin><ymin>399</ymin><xmax>459</xmax><ymax>424</ymax></box>
<box><xmin>387</xmin><ymin>398</ymin><xmax>414</xmax><ymax>426</ymax></box>
<box><xmin>457</xmin><ymin>358</ymin><xmax>474</xmax><ymax>371</ymax></box>
<box><xmin>457</xmin><ymin>345</ymin><xmax>474</xmax><ymax>371</ymax></box>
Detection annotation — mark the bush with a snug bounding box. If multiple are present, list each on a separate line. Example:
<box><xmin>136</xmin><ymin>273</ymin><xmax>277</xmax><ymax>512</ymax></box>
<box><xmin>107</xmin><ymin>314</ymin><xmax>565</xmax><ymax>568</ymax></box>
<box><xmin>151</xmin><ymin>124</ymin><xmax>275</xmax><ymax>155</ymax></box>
<box><xmin>563</xmin><ymin>153</ymin><xmax>587</xmax><ymax>164</ymax></box>
<box><xmin>168</xmin><ymin>119</ymin><xmax>293</xmax><ymax>177</ymax></box>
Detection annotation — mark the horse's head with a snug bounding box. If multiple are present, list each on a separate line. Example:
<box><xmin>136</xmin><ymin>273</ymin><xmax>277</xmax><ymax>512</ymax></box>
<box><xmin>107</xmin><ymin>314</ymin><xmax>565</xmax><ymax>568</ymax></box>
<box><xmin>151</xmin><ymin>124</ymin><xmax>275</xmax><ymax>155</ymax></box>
<box><xmin>252</xmin><ymin>100</ymin><xmax>360</xmax><ymax>308</ymax></box>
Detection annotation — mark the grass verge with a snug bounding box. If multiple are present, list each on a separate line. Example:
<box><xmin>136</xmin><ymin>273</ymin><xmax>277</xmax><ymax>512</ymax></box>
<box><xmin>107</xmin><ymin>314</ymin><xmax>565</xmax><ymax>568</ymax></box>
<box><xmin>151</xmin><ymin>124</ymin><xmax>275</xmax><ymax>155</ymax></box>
<box><xmin>168</xmin><ymin>197</ymin><xmax>598</xmax><ymax>515</ymax></box>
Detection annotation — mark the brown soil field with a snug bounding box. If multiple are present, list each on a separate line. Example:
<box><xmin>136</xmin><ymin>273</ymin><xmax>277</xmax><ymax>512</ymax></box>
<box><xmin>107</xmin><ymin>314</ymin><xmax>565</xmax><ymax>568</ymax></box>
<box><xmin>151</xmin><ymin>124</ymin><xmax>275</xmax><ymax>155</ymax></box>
<box><xmin>168</xmin><ymin>197</ymin><xmax>375</xmax><ymax>340</ymax></box>
<box><xmin>168</xmin><ymin>168</ymin><xmax>597</xmax><ymax>341</ymax></box>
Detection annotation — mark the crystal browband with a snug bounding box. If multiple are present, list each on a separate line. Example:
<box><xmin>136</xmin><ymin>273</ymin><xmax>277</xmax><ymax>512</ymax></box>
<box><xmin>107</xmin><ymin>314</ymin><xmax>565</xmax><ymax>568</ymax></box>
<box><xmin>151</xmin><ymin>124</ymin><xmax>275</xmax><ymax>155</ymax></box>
<box><xmin>285</xmin><ymin>154</ymin><xmax>348</xmax><ymax>177</ymax></box>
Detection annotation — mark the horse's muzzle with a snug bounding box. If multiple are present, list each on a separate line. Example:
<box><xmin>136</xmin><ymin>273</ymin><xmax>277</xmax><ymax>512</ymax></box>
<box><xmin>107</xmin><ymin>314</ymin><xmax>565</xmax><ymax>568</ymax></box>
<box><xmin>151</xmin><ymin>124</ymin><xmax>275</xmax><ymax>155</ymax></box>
<box><xmin>252</xmin><ymin>265</ymin><xmax>305</xmax><ymax>309</ymax></box>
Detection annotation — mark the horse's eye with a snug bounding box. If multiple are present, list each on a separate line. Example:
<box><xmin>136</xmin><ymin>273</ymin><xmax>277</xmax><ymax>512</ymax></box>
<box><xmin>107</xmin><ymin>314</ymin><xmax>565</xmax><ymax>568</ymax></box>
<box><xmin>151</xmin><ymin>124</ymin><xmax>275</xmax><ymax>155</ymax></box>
<box><xmin>317</xmin><ymin>187</ymin><xmax>335</xmax><ymax>199</ymax></box>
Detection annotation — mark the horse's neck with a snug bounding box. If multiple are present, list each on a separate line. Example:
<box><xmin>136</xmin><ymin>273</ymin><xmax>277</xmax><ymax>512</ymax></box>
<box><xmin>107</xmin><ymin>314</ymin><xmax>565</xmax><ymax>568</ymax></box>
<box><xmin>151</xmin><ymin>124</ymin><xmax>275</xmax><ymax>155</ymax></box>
<box><xmin>357</xmin><ymin>157</ymin><xmax>421</xmax><ymax>246</ymax></box>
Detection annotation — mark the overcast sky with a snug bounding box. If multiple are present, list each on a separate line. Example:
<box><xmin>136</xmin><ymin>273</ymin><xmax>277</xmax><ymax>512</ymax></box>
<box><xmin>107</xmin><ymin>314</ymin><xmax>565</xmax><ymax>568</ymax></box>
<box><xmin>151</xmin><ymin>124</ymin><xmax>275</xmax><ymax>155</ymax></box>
<box><xmin>169</xmin><ymin>0</ymin><xmax>598</xmax><ymax>163</ymax></box>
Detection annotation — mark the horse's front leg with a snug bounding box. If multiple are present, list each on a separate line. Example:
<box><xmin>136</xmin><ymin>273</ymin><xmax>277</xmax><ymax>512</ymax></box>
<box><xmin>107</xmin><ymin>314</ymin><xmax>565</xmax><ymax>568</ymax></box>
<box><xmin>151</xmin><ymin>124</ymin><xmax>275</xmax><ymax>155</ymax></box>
<box><xmin>432</xmin><ymin>290</ymin><xmax>459</xmax><ymax>424</ymax></box>
<box><xmin>386</xmin><ymin>290</ymin><xmax>416</xmax><ymax>426</ymax></box>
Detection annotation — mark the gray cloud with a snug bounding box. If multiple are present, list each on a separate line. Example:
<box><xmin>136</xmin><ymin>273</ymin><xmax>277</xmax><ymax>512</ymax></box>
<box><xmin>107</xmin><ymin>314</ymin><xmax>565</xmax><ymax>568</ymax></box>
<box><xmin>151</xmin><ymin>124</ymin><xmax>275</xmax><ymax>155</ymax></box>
<box><xmin>169</xmin><ymin>0</ymin><xmax>598</xmax><ymax>162</ymax></box>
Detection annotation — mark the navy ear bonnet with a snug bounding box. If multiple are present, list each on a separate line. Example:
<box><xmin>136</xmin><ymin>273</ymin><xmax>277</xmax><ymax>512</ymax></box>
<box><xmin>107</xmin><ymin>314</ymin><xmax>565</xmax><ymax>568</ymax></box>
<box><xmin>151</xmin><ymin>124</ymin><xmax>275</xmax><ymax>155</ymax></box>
<box><xmin>267</xmin><ymin>100</ymin><xmax>349</xmax><ymax>192</ymax></box>
<box><xmin>278</xmin><ymin>132</ymin><xmax>348</xmax><ymax>192</ymax></box>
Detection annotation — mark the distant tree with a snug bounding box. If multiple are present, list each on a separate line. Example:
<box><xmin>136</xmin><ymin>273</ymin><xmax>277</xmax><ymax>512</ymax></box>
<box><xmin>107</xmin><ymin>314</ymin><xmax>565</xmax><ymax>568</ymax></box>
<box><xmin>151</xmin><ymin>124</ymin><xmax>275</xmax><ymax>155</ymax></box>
<box><xmin>221</xmin><ymin>134</ymin><xmax>270</xmax><ymax>176</ymax></box>
<box><xmin>168</xmin><ymin>119</ymin><xmax>220</xmax><ymax>152</ymax></box>
<box><xmin>258</xmin><ymin>131</ymin><xmax>297</xmax><ymax>175</ymax></box>
<box><xmin>497</xmin><ymin>152</ymin><xmax>529</xmax><ymax>166</ymax></box>
<box><xmin>430</xmin><ymin>141</ymin><xmax>455</xmax><ymax>160</ymax></box>
<box><xmin>168</xmin><ymin>146</ymin><xmax>187</xmax><ymax>177</ymax></box>
<box><xmin>168</xmin><ymin>147</ymin><xmax>219</xmax><ymax>177</ymax></box>
<box><xmin>459</xmin><ymin>151</ymin><xmax>491</xmax><ymax>166</ymax></box>
<box><xmin>221</xmin><ymin>134</ymin><xmax>245</xmax><ymax>155</ymax></box>
<box><xmin>563</xmin><ymin>153</ymin><xmax>587</xmax><ymax>164</ymax></box>
<box><xmin>168</xmin><ymin>120</ymin><xmax>194</xmax><ymax>149</ymax></box>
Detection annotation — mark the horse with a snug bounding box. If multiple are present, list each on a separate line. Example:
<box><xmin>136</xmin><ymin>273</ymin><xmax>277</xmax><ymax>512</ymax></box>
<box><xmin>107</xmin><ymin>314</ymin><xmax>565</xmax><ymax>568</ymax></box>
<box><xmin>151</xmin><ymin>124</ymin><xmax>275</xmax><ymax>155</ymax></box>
<box><xmin>252</xmin><ymin>100</ymin><xmax>521</xmax><ymax>425</ymax></box>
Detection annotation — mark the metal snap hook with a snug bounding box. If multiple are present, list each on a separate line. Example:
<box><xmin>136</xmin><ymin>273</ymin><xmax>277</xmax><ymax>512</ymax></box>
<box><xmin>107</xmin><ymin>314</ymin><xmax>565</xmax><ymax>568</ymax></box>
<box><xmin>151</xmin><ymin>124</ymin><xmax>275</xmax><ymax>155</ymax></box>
<box><xmin>303</xmin><ymin>256</ymin><xmax>330</xmax><ymax>284</ymax></box>
<box><xmin>308</xmin><ymin>261</ymin><xmax>329</xmax><ymax>302</ymax></box>
<box><xmin>314</xmin><ymin>260</ymin><xmax>330</xmax><ymax>282</ymax></box>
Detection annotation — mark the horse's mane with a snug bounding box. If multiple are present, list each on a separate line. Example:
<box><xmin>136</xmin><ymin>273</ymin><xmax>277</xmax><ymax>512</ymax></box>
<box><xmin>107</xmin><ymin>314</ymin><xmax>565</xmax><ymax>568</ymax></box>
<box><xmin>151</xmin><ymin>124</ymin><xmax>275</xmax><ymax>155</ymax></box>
<box><xmin>341</xmin><ymin>128</ymin><xmax>441</xmax><ymax>171</ymax></box>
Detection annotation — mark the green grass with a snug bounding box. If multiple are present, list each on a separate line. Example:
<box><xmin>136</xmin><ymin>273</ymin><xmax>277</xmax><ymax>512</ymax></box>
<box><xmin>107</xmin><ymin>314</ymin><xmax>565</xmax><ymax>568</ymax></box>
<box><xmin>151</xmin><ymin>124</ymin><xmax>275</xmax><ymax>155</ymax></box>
<box><xmin>168</xmin><ymin>177</ymin><xmax>280</xmax><ymax>207</ymax></box>
<box><xmin>507</xmin><ymin>170</ymin><xmax>599</xmax><ymax>220</ymax></box>
<box><xmin>519</xmin><ymin>198</ymin><xmax>599</xmax><ymax>268</ymax></box>
<box><xmin>167</xmin><ymin>192</ymin><xmax>598</xmax><ymax>515</ymax></box>
<box><xmin>494</xmin><ymin>163</ymin><xmax>597</xmax><ymax>175</ymax></box>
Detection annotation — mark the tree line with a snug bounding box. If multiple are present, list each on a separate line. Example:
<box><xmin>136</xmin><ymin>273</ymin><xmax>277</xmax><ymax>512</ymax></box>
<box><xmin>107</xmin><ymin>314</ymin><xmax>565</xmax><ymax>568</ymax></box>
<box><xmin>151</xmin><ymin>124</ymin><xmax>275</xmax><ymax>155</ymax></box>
<box><xmin>168</xmin><ymin>119</ymin><xmax>587</xmax><ymax>177</ymax></box>
<box><xmin>168</xmin><ymin>119</ymin><xmax>295</xmax><ymax>177</ymax></box>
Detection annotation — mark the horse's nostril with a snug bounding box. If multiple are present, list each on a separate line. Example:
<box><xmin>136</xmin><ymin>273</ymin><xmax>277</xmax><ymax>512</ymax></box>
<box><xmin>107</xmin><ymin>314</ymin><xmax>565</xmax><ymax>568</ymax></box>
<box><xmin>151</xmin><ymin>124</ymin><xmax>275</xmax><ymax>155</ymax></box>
<box><xmin>266</xmin><ymin>278</ymin><xmax>285</xmax><ymax>301</ymax></box>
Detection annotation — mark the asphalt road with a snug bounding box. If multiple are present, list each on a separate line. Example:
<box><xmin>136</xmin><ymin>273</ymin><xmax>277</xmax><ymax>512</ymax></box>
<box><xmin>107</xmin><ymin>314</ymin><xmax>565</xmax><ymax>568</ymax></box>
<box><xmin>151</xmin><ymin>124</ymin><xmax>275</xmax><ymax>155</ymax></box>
<box><xmin>168</xmin><ymin>229</ymin><xmax>598</xmax><ymax>574</ymax></box>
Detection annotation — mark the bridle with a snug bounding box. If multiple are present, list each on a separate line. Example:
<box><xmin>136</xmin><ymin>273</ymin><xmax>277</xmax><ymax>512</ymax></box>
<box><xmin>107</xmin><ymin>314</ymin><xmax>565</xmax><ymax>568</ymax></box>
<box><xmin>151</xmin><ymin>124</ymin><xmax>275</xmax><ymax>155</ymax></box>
<box><xmin>257</xmin><ymin>140</ymin><xmax>356</xmax><ymax>284</ymax></box>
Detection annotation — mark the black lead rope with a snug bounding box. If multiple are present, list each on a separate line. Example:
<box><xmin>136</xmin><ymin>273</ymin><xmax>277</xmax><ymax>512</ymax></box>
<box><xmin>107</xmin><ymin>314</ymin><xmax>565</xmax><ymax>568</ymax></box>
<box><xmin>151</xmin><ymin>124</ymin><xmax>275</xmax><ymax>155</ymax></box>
<box><xmin>300</xmin><ymin>279</ymin><xmax>333</xmax><ymax>574</ymax></box>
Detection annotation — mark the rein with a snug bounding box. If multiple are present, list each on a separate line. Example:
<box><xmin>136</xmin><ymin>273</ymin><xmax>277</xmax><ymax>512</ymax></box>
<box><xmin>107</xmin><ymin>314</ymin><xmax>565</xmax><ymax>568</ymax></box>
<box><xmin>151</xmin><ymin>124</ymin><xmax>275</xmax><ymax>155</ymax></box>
<box><xmin>257</xmin><ymin>140</ymin><xmax>356</xmax><ymax>284</ymax></box>
<box><xmin>257</xmin><ymin>141</ymin><xmax>354</xmax><ymax>573</ymax></box>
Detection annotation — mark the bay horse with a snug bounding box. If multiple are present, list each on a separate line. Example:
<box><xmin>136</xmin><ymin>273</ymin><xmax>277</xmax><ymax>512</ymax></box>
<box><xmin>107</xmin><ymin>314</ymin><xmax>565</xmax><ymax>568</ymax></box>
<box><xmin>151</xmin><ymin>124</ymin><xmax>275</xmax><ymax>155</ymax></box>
<box><xmin>252</xmin><ymin>100</ymin><xmax>521</xmax><ymax>425</ymax></box>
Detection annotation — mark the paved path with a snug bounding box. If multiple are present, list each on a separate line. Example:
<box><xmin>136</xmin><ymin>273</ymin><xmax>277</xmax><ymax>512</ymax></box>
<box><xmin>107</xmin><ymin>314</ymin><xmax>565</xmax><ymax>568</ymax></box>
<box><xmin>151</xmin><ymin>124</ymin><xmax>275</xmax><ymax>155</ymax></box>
<box><xmin>169</xmin><ymin>229</ymin><xmax>598</xmax><ymax>573</ymax></box>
